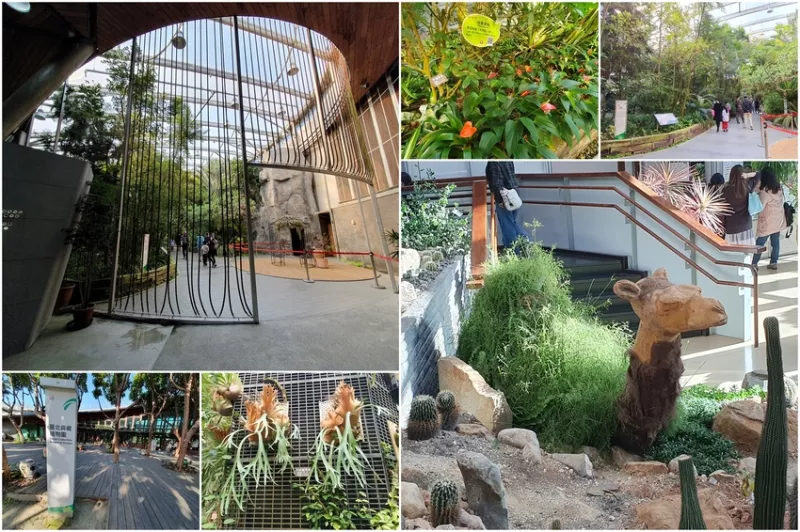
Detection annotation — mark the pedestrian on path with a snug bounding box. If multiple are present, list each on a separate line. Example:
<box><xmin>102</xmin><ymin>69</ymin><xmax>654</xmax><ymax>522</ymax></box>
<box><xmin>181</xmin><ymin>232</ymin><xmax>189</xmax><ymax>259</ymax></box>
<box><xmin>752</xmin><ymin>167</ymin><xmax>786</xmax><ymax>270</ymax></box>
<box><xmin>754</xmin><ymin>98</ymin><xmax>761</xmax><ymax>115</ymax></box>
<box><xmin>742</xmin><ymin>96</ymin><xmax>754</xmax><ymax>130</ymax></box>
<box><xmin>722</xmin><ymin>107</ymin><xmax>730</xmax><ymax>132</ymax></box>
<box><xmin>208</xmin><ymin>232</ymin><xmax>218</xmax><ymax>267</ymax></box>
<box><xmin>735</xmin><ymin>98</ymin><xmax>744</xmax><ymax>124</ymax></box>
<box><xmin>721</xmin><ymin>165</ymin><xmax>760</xmax><ymax>246</ymax></box>
<box><xmin>485</xmin><ymin>161</ymin><xmax>529</xmax><ymax>253</ymax></box>
<box><xmin>713</xmin><ymin>100</ymin><xmax>724</xmax><ymax>132</ymax></box>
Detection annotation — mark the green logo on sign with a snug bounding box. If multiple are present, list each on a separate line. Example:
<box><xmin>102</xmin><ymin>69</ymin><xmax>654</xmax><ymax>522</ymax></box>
<box><xmin>63</xmin><ymin>398</ymin><xmax>77</xmax><ymax>410</ymax></box>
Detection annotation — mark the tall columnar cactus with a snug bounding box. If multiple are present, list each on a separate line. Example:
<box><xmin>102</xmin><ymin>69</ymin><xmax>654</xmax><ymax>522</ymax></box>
<box><xmin>407</xmin><ymin>395</ymin><xmax>439</xmax><ymax>440</ymax></box>
<box><xmin>436</xmin><ymin>390</ymin><xmax>460</xmax><ymax>431</ymax></box>
<box><xmin>430</xmin><ymin>480</ymin><xmax>459</xmax><ymax>527</ymax></box>
<box><xmin>790</xmin><ymin>478</ymin><xmax>798</xmax><ymax>530</ymax></box>
<box><xmin>678</xmin><ymin>457</ymin><xmax>707</xmax><ymax>530</ymax></box>
<box><xmin>753</xmin><ymin>317</ymin><xmax>788</xmax><ymax>530</ymax></box>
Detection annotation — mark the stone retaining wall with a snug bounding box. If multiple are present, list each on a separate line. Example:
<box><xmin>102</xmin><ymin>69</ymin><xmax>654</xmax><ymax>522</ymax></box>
<box><xmin>400</xmin><ymin>254</ymin><xmax>469</xmax><ymax>427</ymax></box>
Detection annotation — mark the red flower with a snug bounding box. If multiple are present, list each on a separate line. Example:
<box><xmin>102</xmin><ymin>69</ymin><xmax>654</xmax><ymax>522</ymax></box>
<box><xmin>540</xmin><ymin>102</ymin><xmax>556</xmax><ymax>114</ymax></box>
<box><xmin>488</xmin><ymin>71</ymin><xmax>498</xmax><ymax>79</ymax></box>
<box><xmin>516</xmin><ymin>69</ymin><xmax>522</xmax><ymax>76</ymax></box>
<box><xmin>460</xmin><ymin>121</ymin><xmax>477</xmax><ymax>138</ymax></box>
<box><xmin>578</xmin><ymin>67</ymin><xmax>585</xmax><ymax>73</ymax></box>
<box><xmin>582</xmin><ymin>75</ymin><xmax>592</xmax><ymax>83</ymax></box>
<box><xmin>524</xmin><ymin>65</ymin><xmax>532</xmax><ymax>73</ymax></box>
<box><xmin>520</xmin><ymin>90</ymin><xmax>531</xmax><ymax>97</ymax></box>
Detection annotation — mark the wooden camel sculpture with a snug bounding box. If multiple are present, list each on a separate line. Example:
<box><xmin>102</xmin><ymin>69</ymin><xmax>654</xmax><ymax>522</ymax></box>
<box><xmin>612</xmin><ymin>268</ymin><xmax>727</xmax><ymax>454</ymax></box>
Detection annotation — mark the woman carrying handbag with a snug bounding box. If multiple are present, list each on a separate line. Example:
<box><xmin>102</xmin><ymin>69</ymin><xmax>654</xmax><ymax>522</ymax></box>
<box><xmin>720</xmin><ymin>165</ymin><xmax>760</xmax><ymax>246</ymax></box>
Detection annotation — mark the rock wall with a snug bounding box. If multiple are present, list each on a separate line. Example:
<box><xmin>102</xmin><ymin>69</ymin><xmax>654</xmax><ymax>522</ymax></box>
<box><xmin>400</xmin><ymin>255</ymin><xmax>470</xmax><ymax>427</ymax></box>
<box><xmin>255</xmin><ymin>150</ymin><xmax>321</xmax><ymax>245</ymax></box>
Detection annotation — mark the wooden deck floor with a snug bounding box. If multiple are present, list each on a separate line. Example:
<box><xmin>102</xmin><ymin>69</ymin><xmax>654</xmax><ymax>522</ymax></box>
<box><xmin>8</xmin><ymin>446</ymin><xmax>198</xmax><ymax>529</ymax></box>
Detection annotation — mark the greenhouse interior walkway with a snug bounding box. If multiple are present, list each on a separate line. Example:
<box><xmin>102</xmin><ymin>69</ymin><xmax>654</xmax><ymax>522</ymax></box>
<box><xmin>3</xmin><ymin>258</ymin><xmax>398</xmax><ymax>371</ymax></box>
<box><xmin>624</xmin><ymin>118</ymin><xmax>796</xmax><ymax>159</ymax></box>
<box><xmin>681</xmin><ymin>254</ymin><xmax>798</xmax><ymax>389</ymax></box>
<box><xmin>5</xmin><ymin>444</ymin><xmax>199</xmax><ymax>530</ymax></box>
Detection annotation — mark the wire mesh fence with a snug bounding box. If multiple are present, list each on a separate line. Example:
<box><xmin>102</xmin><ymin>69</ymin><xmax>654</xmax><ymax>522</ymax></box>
<box><xmin>222</xmin><ymin>372</ymin><xmax>397</xmax><ymax>530</ymax></box>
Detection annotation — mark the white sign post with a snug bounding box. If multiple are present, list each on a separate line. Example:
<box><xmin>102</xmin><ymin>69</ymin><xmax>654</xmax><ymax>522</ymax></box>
<box><xmin>42</xmin><ymin>377</ymin><xmax>78</xmax><ymax>519</ymax></box>
<box><xmin>142</xmin><ymin>234</ymin><xmax>150</xmax><ymax>268</ymax></box>
<box><xmin>614</xmin><ymin>100</ymin><xmax>628</xmax><ymax>139</ymax></box>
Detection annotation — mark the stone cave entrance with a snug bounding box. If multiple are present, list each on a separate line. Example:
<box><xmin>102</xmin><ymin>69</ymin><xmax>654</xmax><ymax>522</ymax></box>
<box><xmin>290</xmin><ymin>228</ymin><xmax>305</xmax><ymax>256</ymax></box>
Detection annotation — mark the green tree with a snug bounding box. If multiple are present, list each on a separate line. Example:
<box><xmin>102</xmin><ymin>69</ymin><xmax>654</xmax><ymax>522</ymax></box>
<box><xmin>129</xmin><ymin>373</ymin><xmax>175</xmax><ymax>457</ymax></box>
<box><xmin>740</xmin><ymin>16</ymin><xmax>798</xmax><ymax>113</ymax></box>
<box><xmin>169</xmin><ymin>373</ymin><xmax>200</xmax><ymax>472</ymax></box>
<box><xmin>92</xmin><ymin>373</ymin><xmax>136</xmax><ymax>464</ymax></box>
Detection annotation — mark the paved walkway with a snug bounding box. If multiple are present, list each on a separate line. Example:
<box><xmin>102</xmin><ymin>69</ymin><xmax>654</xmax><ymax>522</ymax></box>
<box><xmin>625</xmin><ymin>118</ymin><xmax>795</xmax><ymax>159</ymax></box>
<box><xmin>4</xmin><ymin>255</ymin><xmax>398</xmax><ymax>371</ymax></box>
<box><xmin>5</xmin><ymin>445</ymin><xmax>198</xmax><ymax>530</ymax></box>
<box><xmin>682</xmin><ymin>254</ymin><xmax>798</xmax><ymax>388</ymax></box>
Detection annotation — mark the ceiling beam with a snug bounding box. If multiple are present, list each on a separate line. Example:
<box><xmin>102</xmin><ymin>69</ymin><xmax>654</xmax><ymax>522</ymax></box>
<box><xmin>715</xmin><ymin>2</ymin><xmax>796</xmax><ymax>22</ymax></box>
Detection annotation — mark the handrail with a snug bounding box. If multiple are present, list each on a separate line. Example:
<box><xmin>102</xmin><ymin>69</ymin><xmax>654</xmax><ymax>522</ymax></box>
<box><xmin>403</xmin><ymin>172</ymin><xmax>763</xmax><ymax>346</ymax></box>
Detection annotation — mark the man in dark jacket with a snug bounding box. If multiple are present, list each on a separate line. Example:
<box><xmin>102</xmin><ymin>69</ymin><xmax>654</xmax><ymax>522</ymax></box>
<box><xmin>712</xmin><ymin>100</ymin><xmax>724</xmax><ymax>132</ymax></box>
<box><xmin>486</xmin><ymin>161</ymin><xmax>528</xmax><ymax>252</ymax></box>
<box><xmin>742</xmin><ymin>97</ymin><xmax>754</xmax><ymax>130</ymax></box>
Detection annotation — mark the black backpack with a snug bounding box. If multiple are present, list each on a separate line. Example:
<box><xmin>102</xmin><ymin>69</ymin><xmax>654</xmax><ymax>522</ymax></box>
<box><xmin>784</xmin><ymin>202</ymin><xmax>795</xmax><ymax>238</ymax></box>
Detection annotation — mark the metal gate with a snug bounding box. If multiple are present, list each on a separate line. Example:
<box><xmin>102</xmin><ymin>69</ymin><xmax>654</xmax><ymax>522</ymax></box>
<box><xmin>106</xmin><ymin>16</ymin><xmax>395</xmax><ymax>323</ymax></box>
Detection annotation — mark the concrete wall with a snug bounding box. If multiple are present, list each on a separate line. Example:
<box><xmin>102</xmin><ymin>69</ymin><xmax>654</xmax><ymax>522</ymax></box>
<box><xmin>400</xmin><ymin>255</ymin><xmax>469</xmax><ymax>428</ymax></box>
<box><xmin>331</xmin><ymin>189</ymin><xmax>398</xmax><ymax>272</ymax></box>
<box><xmin>3</xmin><ymin>143</ymin><xmax>93</xmax><ymax>355</ymax></box>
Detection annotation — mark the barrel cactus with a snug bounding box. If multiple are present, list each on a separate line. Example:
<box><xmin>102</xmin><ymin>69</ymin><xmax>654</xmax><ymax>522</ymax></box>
<box><xmin>550</xmin><ymin>519</ymin><xmax>562</xmax><ymax>530</ymax></box>
<box><xmin>430</xmin><ymin>479</ymin><xmax>459</xmax><ymax>527</ymax></box>
<box><xmin>436</xmin><ymin>390</ymin><xmax>459</xmax><ymax>431</ymax></box>
<box><xmin>407</xmin><ymin>395</ymin><xmax>439</xmax><ymax>440</ymax></box>
<box><xmin>753</xmin><ymin>317</ymin><xmax>788</xmax><ymax>530</ymax></box>
<box><xmin>678</xmin><ymin>457</ymin><xmax>707</xmax><ymax>530</ymax></box>
<box><xmin>431</xmin><ymin>250</ymin><xmax>445</xmax><ymax>262</ymax></box>
<box><xmin>422</xmin><ymin>260</ymin><xmax>439</xmax><ymax>272</ymax></box>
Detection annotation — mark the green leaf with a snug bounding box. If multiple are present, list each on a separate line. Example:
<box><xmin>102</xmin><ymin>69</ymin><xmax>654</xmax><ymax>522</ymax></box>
<box><xmin>504</xmin><ymin>120</ymin><xmax>518</xmax><ymax>154</ymax></box>
<box><xmin>538</xmin><ymin>145</ymin><xmax>559</xmax><ymax>159</ymax></box>
<box><xmin>519</xmin><ymin>116</ymin><xmax>539</xmax><ymax>144</ymax></box>
<box><xmin>479</xmin><ymin>131</ymin><xmax>499</xmax><ymax>153</ymax></box>
<box><xmin>463</xmin><ymin>92</ymin><xmax>481</xmax><ymax>118</ymax></box>
<box><xmin>403</xmin><ymin>126</ymin><xmax>423</xmax><ymax>159</ymax></box>
<box><xmin>223</xmin><ymin>519</ymin><xmax>236</xmax><ymax>525</ymax></box>
<box><xmin>564</xmin><ymin>115</ymin><xmax>582</xmax><ymax>142</ymax></box>
<box><xmin>559</xmin><ymin>79</ymin><xmax>582</xmax><ymax>90</ymax></box>
<box><xmin>560</xmin><ymin>96</ymin><xmax>571</xmax><ymax>113</ymax></box>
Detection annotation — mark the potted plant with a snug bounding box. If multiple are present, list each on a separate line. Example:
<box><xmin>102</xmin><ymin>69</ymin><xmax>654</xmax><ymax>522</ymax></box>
<box><xmin>53</xmin><ymin>280</ymin><xmax>76</xmax><ymax>313</ymax></box>
<box><xmin>64</xmin><ymin>187</ymin><xmax>114</xmax><ymax>331</ymax></box>
<box><xmin>312</xmin><ymin>235</ymin><xmax>329</xmax><ymax>269</ymax></box>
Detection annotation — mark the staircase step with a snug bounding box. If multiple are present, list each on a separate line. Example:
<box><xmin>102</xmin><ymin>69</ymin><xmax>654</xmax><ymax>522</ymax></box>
<box><xmin>568</xmin><ymin>270</ymin><xmax>648</xmax><ymax>297</ymax></box>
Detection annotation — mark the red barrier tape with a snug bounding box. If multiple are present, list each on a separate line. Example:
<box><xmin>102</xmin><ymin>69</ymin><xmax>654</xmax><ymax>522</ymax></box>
<box><xmin>761</xmin><ymin>113</ymin><xmax>798</xmax><ymax>135</ymax></box>
<box><xmin>765</xmin><ymin>122</ymin><xmax>799</xmax><ymax>135</ymax></box>
<box><xmin>227</xmin><ymin>244</ymin><xmax>398</xmax><ymax>261</ymax></box>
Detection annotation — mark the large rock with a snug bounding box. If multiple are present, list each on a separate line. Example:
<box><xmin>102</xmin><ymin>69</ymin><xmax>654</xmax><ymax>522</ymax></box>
<box><xmin>623</xmin><ymin>461</ymin><xmax>669</xmax><ymax>475</ymax></box>
<box><xmin>401</xmin><ymin>248</ymin><xmax>421</xmax><ymax>278</ymax></box>
<box><xmin>712</xmin><ymin>400</ymin><xmax>798</xmax><ymax>456</ymax></box>
<box><xmin>551</xmin><ymin>453</ymin><xmax>593</xmax><ymax>478</ymax></box>
<box><xmin>456</xmin><ymin>424</ymin><xmax>494</xmax><ymax>440</ymax></box>
<box><xmin>668</xmin><ymin>455</ymin><xmax>697</xmax><ymax>476</ymax></box>
<box><xmin>256</xmin><ymin>159</ymin><xmax>321</xmax><ymax>243</ymax></box>
<box><xmin>636</xmin><ymin>488</ymin><xmax>734</xmax><ymax>529</ymax></box>
<box><xmin>401</xmin><ymin>482</ymin><xmax>427</xmax><ymax>519</ymax></box>
<box><xmin>611</xmin><ymin>446</ymin><xmax>642</xmax><ymax>467</ymax></box>
<box><xmin>457</xmin><ymin>509</ymin><xmax>486</xmax><ymax>530</ymax></box>
<box><xmin>401</xmin><ymin>281</ymin><xmax>418</xmax><ymax>313</ymax></box>
<box><xmin>742</xmin><ymin>370</ymin><xmax>798</xmax><ymax>408</ymax></box>
<box><xmin>497</xmin><ymin>428</ymin><xmax>538</xmax><ymax>449</ymax></box>
<box><xmin>581</xmin><ymin>446</ymin><xmax>601</xmax><ymax>464</ymax></box>
<box><xmin>19</xmin><ymin>459</ymin><xmax>36</xmax><ymax>479</ymax></box>
<box><xmin>456</xmin><ymin>451</ymin><xmax>509</xmax><ymax>530</ymax></box>
<box><xmin>438</xmin><ymin>357</ymin><xmax>512</xmax><ymax>434</ymax></box>
<box><xmin>405</xmin><ymin>518</ymin><xmax>432</xmax><ymax>530</ymax></box>
<box><xmin>522</xmin><ymin>442</ymin><xmax>542</xmax><ymax>464</ymax></box>
<box><xmin>402</xmin><ymin>466</ymin><xmax>429</xmax><ymax>490</ymax></box>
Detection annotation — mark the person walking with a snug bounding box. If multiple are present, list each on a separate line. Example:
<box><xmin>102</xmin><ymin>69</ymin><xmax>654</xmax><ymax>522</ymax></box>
<box><xmin>207</xmin><ymin>232</ymin><xmax>218</xmax><ymax>267</ymax></box>
<box><xmin>735</xmin><ymin>97</ymin><xmax>744</xmax><ymax>124</ymax></box>
<box><xmin>709</xmin><ymin>172</ymin><xmax>725</xmax><ymax>192</ymax></box>
<box><xmin>713</xmin><ymin>100</ymin><xmax>724</xmax><ymax>132</ymax></box>
<box><xmin>485</xmin><ymin>161</ymin><xmax>529</xmax><ymax>253</ymax></box>
<box><xmin>721</xmin><ymin>165</ymin><xmax>759</xmax><ymax>246</ymax></box>
<box><xmin>754</xmin><ymin>98</ymin><xmax>761</xmax><ymax>115</ymax></box>
<box><xmin>752</xmin><ymin>167</ymin><xmax>786</xmax><ymax>270</ymax></box>
<box><xmin>181</xmin><ymin>232</ymin><xmax>189</xmax><ymax>259</ymax></box>
<box><xmin>721</xmin><ymin>106</ymin><xmax>730</xmax><ymax>132</ymax></box>
<box><xmin>742</xmin><ymin>96</ymin><xmax>754</xmax><ymax>130</ymax></box>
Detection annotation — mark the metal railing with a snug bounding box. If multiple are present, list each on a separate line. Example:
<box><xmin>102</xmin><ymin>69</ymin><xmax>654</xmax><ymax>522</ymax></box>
<box><xmin>402</xmin><ymin>171</ymin><xmax>765</xmax><ymax>346</ymax></box>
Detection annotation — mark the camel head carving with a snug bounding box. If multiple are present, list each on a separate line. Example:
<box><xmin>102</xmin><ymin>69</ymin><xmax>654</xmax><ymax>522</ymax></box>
<box><xmin>613</xmin><ymin>268</ymin><xmax>727</xmax><ymax>364</ymax></box>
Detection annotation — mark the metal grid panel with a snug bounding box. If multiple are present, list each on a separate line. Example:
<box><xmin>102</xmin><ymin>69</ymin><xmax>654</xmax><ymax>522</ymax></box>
<box><xmin>225</xmin><ymin>372</ymin><xmax>397</xmax><ymax>530</ymax></box>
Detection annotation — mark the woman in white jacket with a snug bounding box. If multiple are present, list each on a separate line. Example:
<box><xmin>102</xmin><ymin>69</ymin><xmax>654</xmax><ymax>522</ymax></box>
<box><xmin>752</xmin><ymin>167</ymin><xmax>787</xmax><ymax>270</ymax></box>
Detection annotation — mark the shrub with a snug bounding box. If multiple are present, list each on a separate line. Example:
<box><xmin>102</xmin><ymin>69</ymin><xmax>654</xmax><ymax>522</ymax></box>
<box><xmin>401</xmin><ymin>180</ymin><xmax>470</xmax><ymax>256</ymax></box>
<box><xmin>457</xmin><ymin>240</ymin><xmax>631</xmax><ymax>451</ymax></box>
<box><xmin>762</xmin><ymin>93</ymin><xmax>785</xmax><ymax>115</ymax></box>
<box><xmin>646</xmin><ymin>384</ymin><xmax>754</xmax><ymax>474</ymax></box>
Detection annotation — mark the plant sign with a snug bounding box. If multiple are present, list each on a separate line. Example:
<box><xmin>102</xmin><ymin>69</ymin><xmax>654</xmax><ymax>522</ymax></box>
<box><xmin>654</xmin><ymin>113</ymin><xmax>678</xmax><ymax>126</ymax></box>
<box><xmin>614</xmin><ymin>100</ymin><xmax>627</xmax><ymax>139</ymax></box>
<box><xmin>461</xmin><ymin>14</ymin><xmax>500</xmax><ymax>47</ymax></box>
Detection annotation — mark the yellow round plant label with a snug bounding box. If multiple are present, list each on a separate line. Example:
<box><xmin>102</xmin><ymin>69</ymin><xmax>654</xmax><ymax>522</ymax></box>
<box><xmin>461</xmin><ymin>14</ymin><xmax>500</xmax><ymax>48</ymax></box>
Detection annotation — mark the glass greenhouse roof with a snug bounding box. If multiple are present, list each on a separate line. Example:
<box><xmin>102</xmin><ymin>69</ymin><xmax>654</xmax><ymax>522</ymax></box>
<box><xmin>709</xmin><ymin>2</ymin><xmax>797</xmax><ymax>39</ymax></box>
